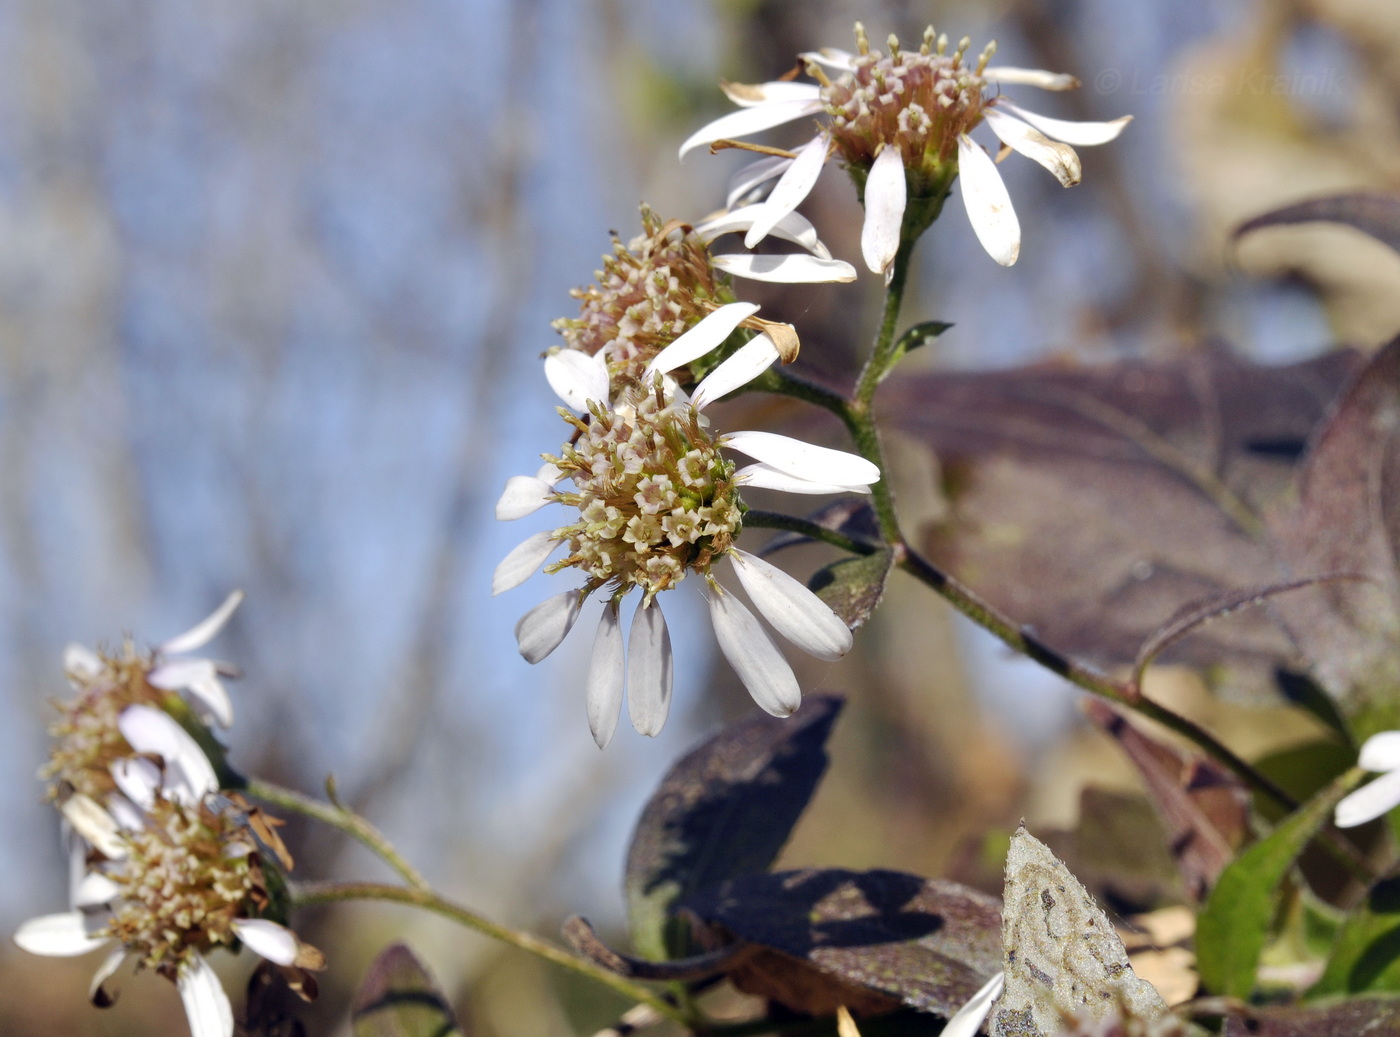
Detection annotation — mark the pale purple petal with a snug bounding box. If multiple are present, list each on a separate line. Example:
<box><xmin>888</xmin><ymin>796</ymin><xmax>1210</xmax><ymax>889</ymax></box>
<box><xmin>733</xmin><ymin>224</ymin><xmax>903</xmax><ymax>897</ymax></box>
<box><xmin>696</xmin><ymin>206</ymin><xmax>831</xmax><ymax>259</ymax></box>
<box><xmin>492</xmin><ymin>531</ymin><xmax>559</xmax><ymax>596</ymax></box>
<box><xmin>88</xmin><ymin>945</ymin><xmax>128</xmax><ymax>1006</ymax></box>
<box><xmin>105</xmin><ymin>794</ymin><xmax>145</xmax><ymax>833</ymax></box>
<box><xmin>160</xmin><ymin>591</ymin><xmax>244</xmax><ymax>655</ymax></box>
<box><xmin>743</xmin><ymin>135</ymin><xmax>828</xmax><ymax>248</ymax></box>
<box><xmin>626</xmin><ymin>599</ymin><xmax>673</xmax><ymax>737</ymax></box>
<box><xmin>729</xmin><ymin>551</ymin><xmax>852</xmax><ymax>661</ymax></box>
<box><xmin>544</xmin><ymin>350</ymin><xmax>609</xmax><ymax>411</ymax></box>
<box><xmin>585</xmin><ymin>602</ymin><xmax>626</xmax><ymax>749</ymax></box>
<box><xmin>957</xmin><ymin>134</ymin><xmax>1020</xmax><ymax>266</ymax></box>
<box><xmin>711</xmin><ymin>253</ymin><xmax>857</xmax><ymax>284</ymax></box>
<box><xmin>1359</xmin><ymin>731</ymin><xmax>1400</xmax><ymax>771</ymax></box>
<box><xmin>678</xmin><ymin>99</ymin><xmax>824</xmax><ymax>159</ymax></box>
<box><xmin>860</xmin><ymin>145</ymin><xmax>907</xmax><ymax>276</ymax></box>
<box><xmin>1336</xmin><ymin>767</ymin><xmax>1400</xmax><ymax>828</ymax></box>
<box><xmin>117</xmin><ymin>704</ymin><xmax>219</xmax><ymax>804</ymax></box>
<box><xmin>943</xmin><ymin>971</ymin><xmax>1004</xmax><ymax>1037</ymax></box>
<box><xmin>984</xmin><ymin>67</ymin><xmax>1078</xmax><ymax>90</ymax></box>
<box><xmin>515</xmin><ymin>591</ymin><xmax>584</xmax><ymax>664</ymax></box>
<box><xmin>63</xmin><ymin>644</ymin><xmax>104</xmax><ymax>682</ymax></box>
<box><xmin>496</xmin><ymin>475</ymin><xmax>556</xmax><ymax>521</ymax></box>
<box><xmin>734</xmin><ymin>463</ymin><xmax>871</xmax><ymax>495</ymax></box>
<box><xmin>14</xmin><ymin>912</ymin><xmax>107</xmax><ymax>957</ymax></box>
<box><xmin>110</xmin><ymin>756</ymin><xmax>162</xmax><ymax>812</ymax></box>
<box><xmin>707</xmin><ymin>588</ymin><xmax>802</xmax><ymax>717</ymax></box>
<box><xmin>720</xmin><ymin>430</ymin><xmax>880</xmax><ymax>487</ymax></box>
<box><xmin>691</xmin><ymin>336</ymin><xmax>781</xmax><ymax>411</ymax></box>
<box><xmin>800</xmin><ymin>47</ymin><xmax>857</xmax><ymax>73</ymax></box>
<box><xmin>232</xmin><ymin>918</ymin><xmax>300</xmax><ymax>966</ymax></box>
<box><xmin>177</xmin><ymin>954</ymin><xmax>235</xmax><ymax>1037</ymax></box>
<box><xmin>645</xmin><ymin>302</ymin><xmax>759</xmax><ymax>378</ymax></box>
<box><xmin>720</xmin><ymin>80</ymin><xmax>823</xmax><ymax>107</ymax></box>
<box><xmin>993</xmin><ymin>99</ymin><xmax>1132</xmax><ymax>146</ymax></box>
<box><xmin>726</xmin><ymin>154</ymin><xmax>793</xmax><ymax>208</ymax></box>
<box><xmin>984</xmin><ymin>108</ymin><xmax>1081</xmax><ymax>187</ymax></box>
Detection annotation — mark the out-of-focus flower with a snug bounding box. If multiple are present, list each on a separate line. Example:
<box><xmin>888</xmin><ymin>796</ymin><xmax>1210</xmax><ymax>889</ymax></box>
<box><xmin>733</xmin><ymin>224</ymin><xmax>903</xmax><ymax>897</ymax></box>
<box><xmin>550</xmin><ymin>205</ymin><xmax>853</xmax><ymax>392</ymax></box>
<box><xmin>44</xmin><ymin>592</ymin><xmax>244</xmax><ymax>805</ymax></box>
<box><xmin>1336</xmin><ymin>731</ymin><xmax>1400</xmax><ymax>828</ymax></box>
<box><xmin>495</xmin><ymin>340</ymin><xmax>875</xmax><ymax>747</ymax></box>
<box><xmin>16</xmin><ymin>706</ymin><xmax>315</xmax><ymax>1037</ymax></box>
<box><xmin>680</xmin><ymin>23</ymin><xmax>1131</xmax><ymax>273</ymax></box>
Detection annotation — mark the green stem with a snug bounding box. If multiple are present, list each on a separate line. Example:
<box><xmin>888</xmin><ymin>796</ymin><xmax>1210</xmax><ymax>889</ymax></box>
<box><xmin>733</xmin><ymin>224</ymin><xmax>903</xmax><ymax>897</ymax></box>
<box><xmin>246</xmin><ymin>778</ymin><xmax>431</xmax><ymax>892</ymax></box>
<box><xmin>743</xmin><ymin>509</ymin><xmax>878</xmax><ymax>557</ymax></box>
<box><xmin>290</xmin><ymin>880</ymin><xmax>689</xmax><ymax>1027</ymax></box>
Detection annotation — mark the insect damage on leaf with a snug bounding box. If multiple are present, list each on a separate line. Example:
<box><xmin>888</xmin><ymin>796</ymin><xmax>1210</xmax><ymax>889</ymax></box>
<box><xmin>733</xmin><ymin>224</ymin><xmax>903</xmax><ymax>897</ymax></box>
<box><xmin>995</xmin><ymin>826</ymin><xmax>1167</xmax><ymax>1037</ymax></box>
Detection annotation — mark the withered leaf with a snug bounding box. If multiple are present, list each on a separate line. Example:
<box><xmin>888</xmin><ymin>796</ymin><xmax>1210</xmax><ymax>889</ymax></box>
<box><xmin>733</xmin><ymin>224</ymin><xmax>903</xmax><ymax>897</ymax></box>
<box><xmin>885</xmin><ymin>348</ymin><xmax>1360</xmax><ymax>701</ymax></box>
<box><xmin>351</xmin><ymin>943</ymin><xmax>462</xmax><ymax>1037</ymax></box>
<box><xmin>625</xmin><ymin>694</ymin><xmax>843</xmax><ymax>961</ymax></box>
<box><xmin>1267</xmin><ymin>335</ymin><xmax>1400</xmax><ymax>730</ymax></box>
<box><xmin>682</xmin><ymin>867</ymin><xmax>1002</xmax><ymax>1019</ymax></box>
<box><xmin>995</xmin><ymin>826</ymin><xmax>1167</xmax><ymax>1037</ymax></box>
<box><xmin>1218</xmin><ymin>998</ymin><xmax>1400</xmax><ymax>1036</ymax></box>
<box><xmin>1083</xmin><ymin>701</ymin><xmax>1249</xmax><ymax>903</ymax></box>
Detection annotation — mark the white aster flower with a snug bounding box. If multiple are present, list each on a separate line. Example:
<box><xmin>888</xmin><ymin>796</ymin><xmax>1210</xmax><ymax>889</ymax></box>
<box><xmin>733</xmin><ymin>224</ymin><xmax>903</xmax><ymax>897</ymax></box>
<box><xmin>679</xmin><ymin>23</ymin><xmax>1131</xmax><ymax>273</ymax></box>
<box><xmin>496</xmin><ymin>337</ymin><xmax>875</xmax><ymax>747</ymax></box>
<box><xmin>16</xmin><ymin>710</ymin><xmax>319</xmax><ymax>1037</ymax></box>
<box><xmin>44</xmin><ymin>592</ymin><xmax>243</xmax><ymax>808</ymax></box>
<box><xmin>1336</xmin><ymin>731</ymin><xmax>1400</xmax><ymax>828</ymax></box>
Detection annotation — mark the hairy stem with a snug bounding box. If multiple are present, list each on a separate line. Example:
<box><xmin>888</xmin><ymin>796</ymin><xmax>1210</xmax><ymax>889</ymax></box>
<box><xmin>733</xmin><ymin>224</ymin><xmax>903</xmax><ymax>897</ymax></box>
<box><xmin>291</xmin><ymin>881</ymin><xmax>688</xmax><ymax>1026</ymax></box>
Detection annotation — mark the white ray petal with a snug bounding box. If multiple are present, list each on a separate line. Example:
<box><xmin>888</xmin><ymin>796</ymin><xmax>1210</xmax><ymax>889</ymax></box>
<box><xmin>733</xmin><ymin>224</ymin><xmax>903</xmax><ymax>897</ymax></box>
<box><xmin>691</xmin><ymin>336</ymin><xmax>780</xmax><ymax>411</ymax></box>
<box><xmin>726</xmin><ymin>155</ymin><xmax>793</xmax><ymax>208</ymax></box>
<box><xmin>734</xmin><ymin>463</ymin><xmax>872</xmax><ymax>495</ymax></box>
<box><xmin>800</xmin><ymin>47</ymin><xmax>857</xmax><ymax>73</ymax></box>
<box><xmin>88</xmin><ymin>945</ymin><xmax>128</xmax><ymax>1006</ymax></box>
<box><xmin>60</xmin><ymin>795</ymin><xmax>126</xmax><ymax>859</ymax></box>
<box><xmin>678</xmin><ymin>98</ymin><xmax>825</xmax><ymax>159</ymax></box>
<box><xmin>942</xmin><ymin>971</ymin><xmax>1004</xmax><ymax>1037</ymax></box>
<box><xmin>13</xmin><ymin>912</ymin><xmax>107</xmax><ymax>957</ymax></box>
<box><xmin>182</xmin><ymin>672</ymin><xmax>234</xmax><ymax>729</ymax></box>
<box><xmin>74</xmin><ymin>870</ymin><xmax>122</xmax><ymax>909</ymax></box>
<box><xmin>492</xmin><ymin>530</ymin><xmax>559</xmax><ymax>596</ymax></box>
<box><xmin>496</xmin><ymin>475</ymin><xmax>556</xmax><ymax>521</ymax></box>
<box><xmin>148</xmin><ymin>658</ymin><xmax>234</xmax><ymax>729</ymax></box>
<box><xmin>729</xmin><ymin>551</ymin><xmax>852</xmax><ymax>661</ymax></box>
<box><xmin>984</xmin><ymin>66</ymin><xmax>1079</xmax><ymax>90</ymax></box>
<box><xmin>720</xmin><ymin>80</ymin><xmax>823</xmax><ymax>107</ymax></box>
<box><xmin>117</xmin><ymin>705</ymin><xmax>219</xmax><ymax>804</ymax></box>
<box><xmin>860</xmin><ymin>145</ymin><xmax>907</xmax><ymax>276</ymax></box>
<box><xmin>544</xmin><ymin>350</ymin><xmax>609</xmax><ymax>411</ymax></box>
<box><xmin>106</xmin><ymin>794</ymin><xmax>145</xmax><ymax>833</ymax></box>
<box><xmin>707</xmin><ymin>588</ymin><xmax>801</xmax><ymax>717</ymax></box>
<box><xmin>712</xmin><ymin>253</ymin><xmax>857</xmax><ymax>284</ymax></box>
<box><xmin>160</xmin><ymin>592</ymin><xmax>244</xmax><ymax>656</ymax></box>
<box><xmin>626</xmin><ymin>599</ymin><xmax>673</xmax><ymax>737</ymax></box>
<box><xmin>984</xmin><ymin>108</ymin><xmax>1081</xmax><ymax>187</ymax></box>
<box><xmin>585</xmin><ymin>603</ymin><xmax>626</xmax><ymax>750</ymax></box>
<box><xmin>178</xmin><ymin>954</ymin><xmax>235</xmax><ymax>1037</ymax></box>
<box><xmin>957</xmin><ymin>134</ymin><xmax>1020</xmax><ymax>266</ymax></box>
<box><xmin>645</xmin><ymin>302</ymin><xmax>760</xmax><ymax>378</ymax></box>
<box><xmin>64</xmin><ymin>644</ymin><xmax>104</xmax><ymax>682</ymax></box>
<box><xmin>993</xmin><ymin>99</ymin><xmax>1132</xmax><ymax>146</ymax></box>
<box><xmin>696</xmin><ymin>205</ymin><xmax>831</xmax><ymax>259</ymax></box>
<box><xmin>515</xmin><ymin>591</ymin><xmax>584</xmax><ymax>664</ymax></box>
<box><xmin>1359</xmin><ymin>731</ymin><xmax>1400</xmax><ymax>771</ymax></box>
<box><xmin>233</xmin><ymin>918</ymin><xmax>300</xmax><ymax>966</ymax></box>
<box><xmin>110</xmin><ymin>755</ymin><xmax>162</xmax><ymax>812</ymax></box>
<box><xmin>743</xmin><ymin>135</ymin><xmax>828</xmax><ymax>248</ymax></box>
<box><xmin>720</xmin><ymin>430</ymin><xmax>880</xmax><ymax>487</ymax></box>
<box><xmin>1337</xmin><ymin>767</ymin><xmax>1400</xmax><ymax>828</ymax></box>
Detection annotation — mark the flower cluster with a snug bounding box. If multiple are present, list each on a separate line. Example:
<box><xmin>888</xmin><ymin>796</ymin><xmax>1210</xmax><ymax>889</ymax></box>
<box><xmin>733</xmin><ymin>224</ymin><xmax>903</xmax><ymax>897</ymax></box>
<box><xmin>681</xmin><ymin>23</ymin><xmax>1131</xmax><ymax>273</ymax></box>
<box><xmin>15</xmin><ymin>598</ymin><xmax>322</xmax><ymax>1037</ymax></box>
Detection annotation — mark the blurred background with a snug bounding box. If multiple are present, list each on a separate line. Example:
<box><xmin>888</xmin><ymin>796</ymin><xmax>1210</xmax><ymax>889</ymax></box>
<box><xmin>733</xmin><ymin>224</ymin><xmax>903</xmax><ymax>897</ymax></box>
<box><xmin>1</xmin><ymin>0</ymin><xmax>1398</xmax><ymax>1032</ymax></box>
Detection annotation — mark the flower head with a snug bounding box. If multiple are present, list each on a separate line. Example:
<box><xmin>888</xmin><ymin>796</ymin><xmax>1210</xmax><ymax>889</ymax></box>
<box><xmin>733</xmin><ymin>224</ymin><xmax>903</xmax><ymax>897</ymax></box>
<box><xmin>496</xmin><ymin>324</ymin><xmax>876</xmax><ymax>746</ymax></box>
<box><xmin>1336</xmin><ymin>731</ymin><xmax>1400</xmax><ymax>828</ymax></box>
<box><xmin>43</xmin><ymin>592</ymin><xmax>243</xmax><ymax>805</ymax></box>
<box><xmin>680</xmin><ymin>23</ymin><xmax>1132</xmax><ymax>274</ymax></box>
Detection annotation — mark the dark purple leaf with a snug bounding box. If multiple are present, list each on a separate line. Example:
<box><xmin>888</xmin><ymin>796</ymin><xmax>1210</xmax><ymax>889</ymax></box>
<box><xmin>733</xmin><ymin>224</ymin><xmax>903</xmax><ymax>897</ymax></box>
<box><xmin>351</xmin><ymin>943</ymin><xmax>461</xmax><ymax>1037</ymax></box>
<box><xmin>1218</xmin><ymin>998</ymin><xmax>1400</xmax><ymax>1036</ymax></box>
<box><xmin>1235</xmin><ymin>192</ymin><xmax>1400</xmax><ymax>256</ymax></box>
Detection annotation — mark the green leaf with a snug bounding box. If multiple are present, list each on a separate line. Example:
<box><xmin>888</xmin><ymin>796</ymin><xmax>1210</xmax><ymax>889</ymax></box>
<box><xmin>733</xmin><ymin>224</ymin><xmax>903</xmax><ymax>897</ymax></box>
<box><xmin>890</xmin><ymin>320</ymin><xmax>952</xmax><ymax>365</ymax></box>
<box><xmin>624</xmin><ymin>694</ymin><xmax>843</xmax><ymax>961</ymax></box>
<box><xmin>1313</xmin><ymin>877</ymin><xmax>1400</xmax><ymax>996</ymax></box>
<box><xmin>351</xmin><ymin>942</ymin><xmax>462</xmax><ymax>1037</ymax></box>
<box><xmin>1195</xmin><ymin>772</ymin><xmax>1360</xmax><ymax>998</ymax></box>
<box><xmin>809</xmin><ymin>549</ymin><xmax>895</xmax><ymax>629</ymax></box>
